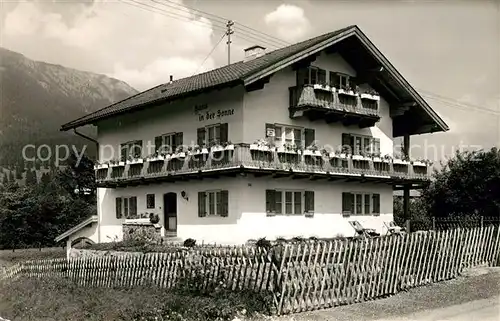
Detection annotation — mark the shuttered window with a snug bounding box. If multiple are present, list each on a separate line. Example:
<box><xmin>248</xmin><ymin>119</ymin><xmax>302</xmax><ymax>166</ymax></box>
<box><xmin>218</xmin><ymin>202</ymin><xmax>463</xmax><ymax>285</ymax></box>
<box><xmin>198</xmin><ymin>190</ymin><xmax>229</xmax><ymax>217</ymax></box>
<box><xmin>342</xmin><ymin>192</ymin><xmax>353</xmax><ymax>215</ymax></box>
<box><xmin>342</xmin><ymin>133</ymin><xmax>380</xmax><ymax>156</ymax></box>
<box><xmin>266</xmin><ymin>190</ymin><xmax>313</xmax><ymax>215</ymax></box>
<box><xmin>304</xmin><ymin>128</ymin><xmax>315</xmax><ymax>148</ymax></box>
<box><xmin>115</xmin><ymin>196</ymin><xmax>137</xmax><ymax>219</ymax></box>
<box><xmin>198</xmin><ymin>123</ymin><xmax>229</xmax><ymax>146</ymax></box>
<box><xmin>120</xmin><ymin>140</ymin><xmax>143</xmax><ymax>160</ymax></box>
<box><xmin>273</xmin><ymin>124</ymin><xmax>303</xmax><ymax>148</ymax></box>
<box><xmin>154</xmin><ymin>133</ymin><xmax>182</xmax><ymax>154</ymax></box>
<box><xmin>372</xmin><ymin>194</ymin><xmax>381</xmax><ymax>215</ymax></box>
<box><xmin>343</xmin><ymin>192</ymin><xmax>381</xmax><ymax>215</ymax></box>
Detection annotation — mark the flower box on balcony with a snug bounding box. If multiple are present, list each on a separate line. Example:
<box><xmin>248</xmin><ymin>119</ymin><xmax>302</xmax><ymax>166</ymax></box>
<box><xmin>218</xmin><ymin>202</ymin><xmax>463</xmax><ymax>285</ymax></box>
<box><xmin>372</xmin><ymin>157</ymin><xmax>383</xmax><ymax>163</ymax></box>
<box><xmin>277</xmin><ymin>146</ymin><xmax>300</xmax><ymax>154</ymax></box>
<box><xmin>250</xmin><ymin>144</ymin><xmax>273</xmax><ymax>152</ymax></box>
<box><xmin>412</xmin><ymin>161</ymin><xmax>427</xmax><ymax>167</ymax></box>
<box><xmin>313</xmin><ymin>84</ymin><xmax>331</xmax><ymax>92</ymax></box>
<box><xmin>147</xmin><ymin>155</ymin><xmax>166</xmax><ymax>162</ymax></box>
<box><xmin>303</xmin><ymin>149</ymin><xmax>321</xmax><ymax>157</ymax></box>
<box><xmin>360</xmin><ymin>93</ymin><xmax>380</xmax><ymax>101</ymax></box>
<box><xmin>393</xmin><ymin>159</ymin><xmax>410</xmax><ymax>165</ymax></box>
<box><xmin>127</xmin><ymin>158</ymin><xmax>143</xmax><ymax>165</ymax></box>
<box><xmin>171</xmin><ymin>152</ymin><xmax>186</xmax><ymax>159</ymax></box>
<box><xmin>190</xmin><ymin>148</ymin><xmax>210</xmax><ymax>156</ymax></box>
<box><xmin>211</xmin><ymin>145</ymin><xmax>225</xmax><ymax>153</ymax></box>
<box><xmin>110</xmin><ymin>161</ymin><xmax>125</xmax><ymax>168</ymax></box>
<box><xmin>224</xmin><ymin>144</ymin><xmax>235</xmax><ymax>150</ymax></box>
<box><xmin>94</xmin><ymin>164</ymin><xmax>109</xmax><ymax>170</ymax></box>
<box><xmin>352</xmin><ymin>155</ymin><xmax>369</xmax><ymax>161</ymax></box>
<box><xmin>338</xmin><ymin>89</ymin><xmax>358</xmax><ymax>97</ymax></box>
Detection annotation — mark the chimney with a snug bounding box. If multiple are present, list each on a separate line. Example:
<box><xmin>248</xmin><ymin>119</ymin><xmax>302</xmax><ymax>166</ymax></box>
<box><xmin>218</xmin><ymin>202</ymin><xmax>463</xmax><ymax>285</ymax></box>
<box><xmin>169</xmin><ymin>75</ymin><xmax>173</xmax><ymax>84</ymax></box>
<box><xmin>244</xmin><ymin>45</ymin><xmax>266</xmax><ymax>62</ymax></box>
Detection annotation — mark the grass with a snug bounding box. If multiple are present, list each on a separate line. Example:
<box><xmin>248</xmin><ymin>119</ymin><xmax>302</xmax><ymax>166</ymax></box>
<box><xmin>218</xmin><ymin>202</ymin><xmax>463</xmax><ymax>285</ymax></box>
<box><xmin>0</xmin><ymin>247</ymin><xmax>66</xmax><ymax>270</ymax></box>
<box><xmin>0</xmin><ymin>276</ymin><xmax>273</xmax><ymax>321</ymax></box>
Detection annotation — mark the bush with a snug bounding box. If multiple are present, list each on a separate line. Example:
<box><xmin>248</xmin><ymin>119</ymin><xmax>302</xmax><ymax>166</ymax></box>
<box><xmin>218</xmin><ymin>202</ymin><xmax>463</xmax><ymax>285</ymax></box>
<box><xmin>255</xmin><ymin>237</ymin><xmax>272</xmax><ymax>249</ymax></box>
<box><xmin>183</xmin><ymin>238</ymin><xmax>196</xmax><ymax>247</ymax></box>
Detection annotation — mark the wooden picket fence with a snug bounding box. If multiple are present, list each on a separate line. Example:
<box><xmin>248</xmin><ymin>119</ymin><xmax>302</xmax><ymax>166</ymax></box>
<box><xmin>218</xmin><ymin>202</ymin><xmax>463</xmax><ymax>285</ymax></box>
<box><xmin>1</xmin><ymin>226</ymin><xmax>499</xmax><ymax>315</ymax></box>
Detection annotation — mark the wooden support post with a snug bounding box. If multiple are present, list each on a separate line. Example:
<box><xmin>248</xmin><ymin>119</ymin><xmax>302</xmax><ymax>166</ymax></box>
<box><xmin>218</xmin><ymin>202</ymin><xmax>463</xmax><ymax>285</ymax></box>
<box><xmin>403</xmin><ymin>134</ymin><xmax>410</xmax><ymax>159</ymax></box>
<box><xmin>403</xmin><ymin>185</ymin><xmax>410</xmax><ymax>227</ymax></box>
<box><xmin>432</xmin><ymin>217</ymin><xmax>436</xmax><ymax>230</ymax></box>
<box><xmin>405</xmin><ymin>219</ymin><xmax>411</xmax><ymax>233</ymax></box>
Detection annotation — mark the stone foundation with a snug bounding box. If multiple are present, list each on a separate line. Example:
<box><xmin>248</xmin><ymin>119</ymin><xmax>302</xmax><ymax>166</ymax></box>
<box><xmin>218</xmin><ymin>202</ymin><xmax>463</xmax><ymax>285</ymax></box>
<box><xmin>123</xmin><ymin>221</ymin><xmax>162</xmax><ymax>244</ymax></box>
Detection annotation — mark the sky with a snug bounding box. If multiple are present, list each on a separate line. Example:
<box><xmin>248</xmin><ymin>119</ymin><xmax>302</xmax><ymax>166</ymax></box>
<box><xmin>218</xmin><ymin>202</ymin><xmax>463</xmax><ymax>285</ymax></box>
<box><xmin>0</xmin><ymin>0</ymin><xmax>499</xmax><ymax>162</ymax></box>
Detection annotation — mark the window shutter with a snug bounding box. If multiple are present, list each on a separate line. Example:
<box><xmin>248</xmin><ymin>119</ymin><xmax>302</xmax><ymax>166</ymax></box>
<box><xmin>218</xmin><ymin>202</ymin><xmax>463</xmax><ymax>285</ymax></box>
<box><xmin>220</xmin><ymin>123</ymin><xmax>229</xmax><ymax>144</ymax></box>
<box><xmin>129</xmin><ymin>196</ymin><xmax>137</xmax><ymax>218</ymax></box>
<box><xmin>220</xmin><ymin>190</ymin><xmax>229</xmax><ymax>217</ymax></box>
<box><xmin>318</xmin><ymin>68</ymin><xmax>326</xmax><ymax>85</ymax></box>
<box><xmin>342</xmin><ymin>192</ymin><xmax>353</xmax><ymax>216</ymax></box>
<box><xmin>115</xmin><ymin>198</ymin><xmax>122</xmax><ymax>219</ymax></box>
<box><xmin>304</xmin><ymin>191</ymin><xmax>314</xmax><ymax>217</ymax></box>
<box><xmin>265</xmin><ymin>123</ymin><xmax>275</xmax><ymax>139</ymax></box>
<box><xmin>198</xmin><ymin>192</ymin><xmax>207</xmax><ymax>217</ymax></box>
<box><xmin>120</xmin><ymin>144</ymin><xmax>128</xmax><ymax>162</ymax></box>
<box><xmin>174</xmin><ymin>132</ymin><xmax>183</xmax><ymax>151</ymax></box>
<box><xmin>133</xmin><ymin>141</ymin><xmax>143</xmax><ymax>158</ymax></box>
<box><xmin>341</xmin><ymin>134</ymin><xmax>353</xmax><ymax>154</ymax></box>
<box><xmin>372</xmin><ymin>194</ymin><xmax>380</xmax><ymax>215</ymax></box>
<box><xmin>124</xmin><ymin>198</ymin><xmax>129</xmax><ymax>218</ymax></box>
<box><xmin>265</xmin><ymin>189</ymin><xmax>276</xmax><ymax>216</ymax></box>
<box><xmin>329</xmin><ymin>71</ymin><xmax>340</xmax><ymax>88</ymax></box>
<box><xmin>197</xmin><ymin>128</ymin><xmax>206</xmax><ymax>146</ymax></box>
<box><xmin>154</xmin><ymin>136</ymin><xmax>162</xmax><ymax>153</ymax></box>
<box><xmin>373</xmin><ymin>138</ymin><xmax>381</xmax><ymax>156</ymax></box>
<box><xmin>304</xmin><ymin>128</ymin><xmax>315</xmax><ymax>148</ymax></box>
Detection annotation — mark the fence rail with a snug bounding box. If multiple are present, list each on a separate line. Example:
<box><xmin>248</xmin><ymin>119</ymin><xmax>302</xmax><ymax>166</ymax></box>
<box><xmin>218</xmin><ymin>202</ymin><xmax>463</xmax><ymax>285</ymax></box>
<box><xmin>1</xmin><ymin>226</ymin><xmax>499</xmax><ymax>315</ymax></box>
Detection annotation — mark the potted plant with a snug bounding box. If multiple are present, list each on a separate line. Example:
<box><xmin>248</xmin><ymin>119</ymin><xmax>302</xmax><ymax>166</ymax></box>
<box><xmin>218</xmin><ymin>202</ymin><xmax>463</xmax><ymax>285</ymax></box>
<box><xmin>370</xmin><ymin>152</ymin><xmax>382</xmax><ymax>162</ymax></box>
<box><xmin>149</xmin><ymin>213</ymin><xmax>160</xmax><ymax>224</ymax></box>
<box><xmin>250</xmin><ymin>139</ymin><xmax>273</xmax><ymax>152</ymax></box>
<box><xmin>210</xmin><ymin>140</ymin><xmax>224</xmax><ymax>153</ymax></box>
<box><xmin>338</xmin><ymin>85</ymin><xmax>358</xmax><ymax>97</ymax></box>
<box><xmin>93</xmin><ymin>162</ymin><xmax>109</xmax><ymax>170</ymax></box>
<box><xmin>224</xmin><ymin>141</ymin><xmax>234</xmax><ymax>150</ymax></box>
<box><xmin>360</xmin><ymin>89</ymin><xmax>380</xmax><ymax>101</ymax></box>
<box><xmin>278</xmin><ymin>142</ymin><xmax>299</xmax><ymax>154</ymax></box>
<box><xmin>172</xmin><ymin>146</ymin><xmax>186</xmax><ymax>159</ymax></box>
<box><xmin>382</xmin><ymin>154</ymin><xmax>393</xmax><ymax>163</ymax></box>
<box><xmin>303</xmin><ymin>142</ymin><xmax>321</xmax><ymax>156</ymax></box>
<box><xmin>110</xmin><ymin>159</ymin><xmax>125</xmax><ymax>167</ymax></box>
<box><xmin>313</xmin><ymin>82</ymin><xmax>331</xmax><ymax>92</ymax></box>
<box><xmin>127</xmin><ymin>155</ymin><xmax>144</xmax><ymax>165</ymax></box>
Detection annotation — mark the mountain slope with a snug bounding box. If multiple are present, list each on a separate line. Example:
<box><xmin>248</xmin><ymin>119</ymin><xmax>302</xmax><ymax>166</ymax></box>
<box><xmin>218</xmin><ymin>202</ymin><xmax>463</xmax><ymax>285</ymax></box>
<box><xmin>0</xmin><ymin>47</ymin><xmax>138</xmax><ymax>165</ymax></box>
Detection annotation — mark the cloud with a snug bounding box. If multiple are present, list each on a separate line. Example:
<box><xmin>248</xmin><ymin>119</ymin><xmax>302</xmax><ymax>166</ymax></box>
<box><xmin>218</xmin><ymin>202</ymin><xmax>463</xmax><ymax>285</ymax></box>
<box><xmin>1</xmin><ymin>0</ymin><xmax>218</xmax><ymax>91</ymax></box>
<box><xmin>264</xmin><ymin>4</ymin><xmax>311</xmax><ymax>42</ymax></box>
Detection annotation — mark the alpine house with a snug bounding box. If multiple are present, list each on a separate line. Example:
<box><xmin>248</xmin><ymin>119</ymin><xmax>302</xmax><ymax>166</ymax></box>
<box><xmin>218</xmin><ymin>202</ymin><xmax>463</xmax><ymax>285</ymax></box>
<box><xmin>57</xmin><ymin>25</ymin><xmax>448</xmax><ymax>248</ymax></box>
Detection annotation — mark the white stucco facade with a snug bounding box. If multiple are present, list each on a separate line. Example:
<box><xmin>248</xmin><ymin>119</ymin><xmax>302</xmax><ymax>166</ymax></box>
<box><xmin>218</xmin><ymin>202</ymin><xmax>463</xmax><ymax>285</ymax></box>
<box><xmin>90</xmin><ymin>51</ymin><xmax>397</xmax><ymax>245</ymax></box>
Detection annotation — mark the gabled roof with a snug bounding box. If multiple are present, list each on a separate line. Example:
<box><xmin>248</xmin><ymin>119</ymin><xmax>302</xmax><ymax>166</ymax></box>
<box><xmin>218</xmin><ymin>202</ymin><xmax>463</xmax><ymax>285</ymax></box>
<box><xmin>61</xmin><ymin>25</ymin><xmax>448</xmax><ymax>135</ymax></box>
<box><xmin>54</xmin><ymin>215</ymin><xmax>98</xmax><ymax>243</ymax></box>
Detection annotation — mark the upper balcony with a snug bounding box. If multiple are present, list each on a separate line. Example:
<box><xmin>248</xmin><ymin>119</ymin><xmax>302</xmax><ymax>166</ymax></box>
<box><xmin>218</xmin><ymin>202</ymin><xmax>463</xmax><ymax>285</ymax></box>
<box><xmin>94</xmin><ymin>143</ymin><xmax>432</xmax><ymax>188</ymax></box>
<box><xmin>289</xmin><ymin>85</ymin><xmax>380</xmax><ymax>128</ymax></box>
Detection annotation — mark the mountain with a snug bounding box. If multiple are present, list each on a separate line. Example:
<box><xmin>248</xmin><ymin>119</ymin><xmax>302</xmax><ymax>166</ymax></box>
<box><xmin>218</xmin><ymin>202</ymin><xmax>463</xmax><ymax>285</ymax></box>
<box><xmin>0</xmin><ymin>47</ymin><xmax>138</xmax><ymax>167</ymax></box>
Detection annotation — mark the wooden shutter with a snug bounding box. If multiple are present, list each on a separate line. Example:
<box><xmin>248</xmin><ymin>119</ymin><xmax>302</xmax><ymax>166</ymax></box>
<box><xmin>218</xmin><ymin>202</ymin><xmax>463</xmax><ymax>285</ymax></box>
<box><xmin>372</xmin><ymin>138</ymin><xmax>381</xmax><ymax>156</ymax></box>
<box><xmin>318</xmin><ymin>68</ymin><xmax>326</xmax><ymax>85</ymax></box>
<box><xmin>220</xmin><ymin>190</ymin><xmax>229</xmax><ymax>217</ymax></box>
<box><xmin>115</xmin><ymin>197</ymin><xmax>122</xmax><ymax>219</ymax></box>
<box><xmin>174</xmin><ymin>132</ymin><xmax>183</xmax><ymax>151</ymax></box>
<box><xmin>304</xmin><ymin>128</ymin><xmax>315</xmax><ymax>148</ymax></box>
<box><xmin>154</xmin><ymin>136</ymin><xmax>162</xmax><ymax>153</ymax></box>
<box><xmin>124</xmin><ymin>198</ymin><xmax>129</xmax><ymax>218</ymax></box>
<box><xmin>341</xmin><ymin>134</ymin><xmax>353</xmax><ymax>154</ymax></box>
<box><xmin>220</xmin><ymin>123</ymin><xmax>229</xmax><ymax>144</ymax></box>
<box><xmin>120</xmin><ymin>143</ymin><xmax>128</xmax><ymax>162</ymax></box>
<box><xmin>304</xmin><ymin>191</ymin><xmax>315</xmax><ymax>217</ymax></box>
<box><xmin>197</xmin><ymin>128</ymin><xmax>206</xmax><ymax>146</ymax></box>
<box><xmin>342</xmin><ymin>192</ymin><xmax>353</xmax><ymax>216</ymax></box>
<box><xmin>198</xmin><ymin>192</ymin><xmax>206</xmax><ymax>217</ymax></box>
<box><xmin>133</xmin><ymin>141</ymin><xmax>143</xmax><ymax>158</ymax></box>
<box><xmin>266</xmin><ymin>189</ymin><xmax>276</xmax><ymax>216</ymax></box>
<box><xmin>129</xmin><ymin>196</ymin><xmax>137</xmax><ymax>218</ymax></box>
<box><xmin>329</xmin><ymin>71</ymin><xmax>340</xmax><ymax>88</ymax></box>
<box><xmin>372</xmin><ymin>194</ymin><xmax>380</xmax><ymax>215</ymax></box>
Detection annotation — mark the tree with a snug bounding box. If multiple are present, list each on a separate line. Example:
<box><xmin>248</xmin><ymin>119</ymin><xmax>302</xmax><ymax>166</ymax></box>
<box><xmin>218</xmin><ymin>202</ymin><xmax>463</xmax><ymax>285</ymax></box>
<box><xmin>56</xmin><ymin>153</ymin><xmax>96</xmax><ymax>202</ymax></box>
<box><xmin>9</xmin><ymin>170</ymin><xmax>15</xmax><ymax>183</ymax></box>
<box><xmin>422</xmin><ymin>148</ymin><xmax>500</xmax><ymax>219</ymax></box>
<box><xmin>2</xmin><ymin>174</ymin><xmax>9</xmax><ymax>185</ymax></box>
<box><xmin>25</xmin><ymin>169</ymin><xmax>37</xmax><ymax>186</ymax></box>
<box><xmin>393</xmin><ymin>197</ymin><xmax>432</xmax><ymax>232</ymax></box>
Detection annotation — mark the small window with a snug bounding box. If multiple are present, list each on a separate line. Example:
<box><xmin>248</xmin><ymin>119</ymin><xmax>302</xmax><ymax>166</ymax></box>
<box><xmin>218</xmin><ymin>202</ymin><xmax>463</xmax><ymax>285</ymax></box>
<box><xmin>200</xmin><ymin>190</ymin><xmax>229</xmax><ymax>217</ymax></box>
<box><xmin>154</xmin><ymin>133</ymin><xmax>182</xmax><ymax>154</ymax></box>
<box><xmin>115</xmin><ymin>196</ymin><xmax>137</xmax><ymax>218</ymax></box>
<box><xmin>346</xmin><ymin>192</ymin><xmax>380</xmax><ymax>215</ymax></box>
<box><xmin>266</xmin><ymin>190</ymin><xmax>307</xmax><ymax>215</ymax></box>
<box><xmin>120</xmin><ymin>140</ymin><xmax>143</xmax><ymax>161</ymax></box>
<box><xmin>274</xmin><ymin>124</ymin><xmax>303</xmax><ymax>148</ymax></box>
<box><xmin>146</xmin><ymin>194</ymin><xmax>155</xmax><ymax>209</ymax></box>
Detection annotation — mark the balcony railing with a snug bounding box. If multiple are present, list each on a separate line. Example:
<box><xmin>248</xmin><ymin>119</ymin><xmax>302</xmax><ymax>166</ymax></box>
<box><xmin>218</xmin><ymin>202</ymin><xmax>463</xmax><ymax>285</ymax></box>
<box><xmin>95</xmin><ymin>144</ymin><xmax>431</xmax><ymax>186</ymax></box>
<box><xmin>289</xmin><ymin>85</ymin><xmax>380</xmax><ymax>127</ymax></box>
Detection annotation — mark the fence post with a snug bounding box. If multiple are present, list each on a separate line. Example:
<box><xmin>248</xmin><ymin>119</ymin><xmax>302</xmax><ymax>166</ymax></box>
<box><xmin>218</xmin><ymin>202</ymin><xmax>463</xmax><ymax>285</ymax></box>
<box><xmin>405</xmin><ymin>220</ymin><xmax>411</xmax><ymax>233</ymax></box>
<box><xmin>432</xmin><ymin>217</ymin><xmax>436</xmax><ymax>230</ymax></box>
<box><xmin>481</xmin><ymin>216</ymin><xmax>484</xmax><ymax>228</ymax></box>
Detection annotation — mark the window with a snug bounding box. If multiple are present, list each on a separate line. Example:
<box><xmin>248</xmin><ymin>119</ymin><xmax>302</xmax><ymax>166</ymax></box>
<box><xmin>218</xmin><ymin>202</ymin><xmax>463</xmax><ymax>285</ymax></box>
<box><xmin>154</xmin><ymin>133</ymin><xmax>183</xmax><ymax>154</ymax></box>
<box><xmin>115</xmin><ymin>196</ymin><xmax>137</xmax><ymax>219</ymax></box>
<box><xmin>273</xmin><ymin>124</ymin><xmax>303</xmax><ymax>148</ymax></box>
<box><xmin>266</xmin><ymin>190</ymin><xmax>314</xmax><ymax>215</ymax></box>
<box><xmin>146</xmin><ymin>194</ymin><xmax>155</xmax><ymax>209</ymax></box>
<box><xmin>342</xmin><ymin>192</ymin><xmax>380</xmax><ymax>215</ymax></box>
<box><xmin>329</xmin><ymin>72</ymin><xmax>354</xmax><ymax>89</ymax></box>
<box><xmin>120</xmin><ymin>140</ymin><xmax>143</xmax><ymax>161</ymax></box>
<box><xmin>198</xmin><ymin>190</ymin><xmax>228</xmax><ymax>217</ymax></box>
<box><xmin>197</xmin><ymin>123</ymin><xmax>228</xmax><ymax>146</ymax></box>
<box><xmin>341</xmin><ymin>133</ymin><xmax>380</xmax><ymax>156</ymax></box>
<box><xmin>298</xmin><ymin>66</ymin><xmax>326</xmax><ymax>86</ymax></box>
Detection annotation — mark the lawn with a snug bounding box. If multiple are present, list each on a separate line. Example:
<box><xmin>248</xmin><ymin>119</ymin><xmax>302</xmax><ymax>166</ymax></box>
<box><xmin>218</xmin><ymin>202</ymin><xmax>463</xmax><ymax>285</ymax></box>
<box><xmin>0</xmin><ymin>247</ymin><xmax>66</xmax><ymax>270</ymax></box>
<box><xmin>0</xmin><ymin>276</ymin><xmax>273</xmax><ymax>321</ymax></box>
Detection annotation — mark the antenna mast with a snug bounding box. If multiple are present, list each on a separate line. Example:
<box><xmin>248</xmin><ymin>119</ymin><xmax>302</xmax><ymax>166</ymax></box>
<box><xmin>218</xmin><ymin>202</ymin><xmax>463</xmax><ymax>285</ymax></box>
<box><xmin>226</xmin><ymin>20</ymin><xmax>234</xmax><ymax>65</ymax></box>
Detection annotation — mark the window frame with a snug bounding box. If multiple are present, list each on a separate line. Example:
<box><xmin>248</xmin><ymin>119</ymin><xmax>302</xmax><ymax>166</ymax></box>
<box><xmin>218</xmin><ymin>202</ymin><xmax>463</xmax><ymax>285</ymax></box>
<box><xmin>274</xmin><ymin>124</ymin><xmax>303</xmax><ymax>149</ymax></box>
<box><xmin>159</xmin><ymin>132</ymin><xmax>177</xmax><ymax>153</ymax></box>
<box><xmin>120</xmin><ymin>140</ymin><xmax>143</xmax><ymax>160</ymax></box>
<box><xmin>350</xmin><ymin>134</ymin><xmax>375</xmax><ymax>155</ymax></box>
<box><xmin>146</xmin><ymin>194</ymin><xmax>155</xmax><ymax>209</ymax></box>
<box><xmin>350</xmin><ymin>192</ymin><xmax>379</xmax><ymax>215</ymax></box>
<box><xmin>206</xmin><ymin>189</ymin><xmax>223</xmax><ymax>216</ymax></box>
<box><xmin>274</xmin><ymin>189</ymin><xmax>304</xmax><ymax>215</ymax></box>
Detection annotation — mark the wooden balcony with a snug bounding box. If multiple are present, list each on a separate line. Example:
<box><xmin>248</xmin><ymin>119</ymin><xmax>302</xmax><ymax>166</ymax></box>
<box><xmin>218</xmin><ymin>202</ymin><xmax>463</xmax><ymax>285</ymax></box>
<box><xmin>289</xmin><ymin>85</ymin><xmax>380</xmax><ymax>128</ymax></box>
<box><xmin>95</xmin><ymin>144</ymin><xmax>431</xmax><ymax>188</ymax></box>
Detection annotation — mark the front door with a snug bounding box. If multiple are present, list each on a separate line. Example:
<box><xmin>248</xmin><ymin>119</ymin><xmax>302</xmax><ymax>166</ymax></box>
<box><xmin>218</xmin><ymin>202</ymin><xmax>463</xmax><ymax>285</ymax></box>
<box><xmin>163</xmin><ymin>192</ymin><xmax>177</xmax><ymax>236</ymax></box>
